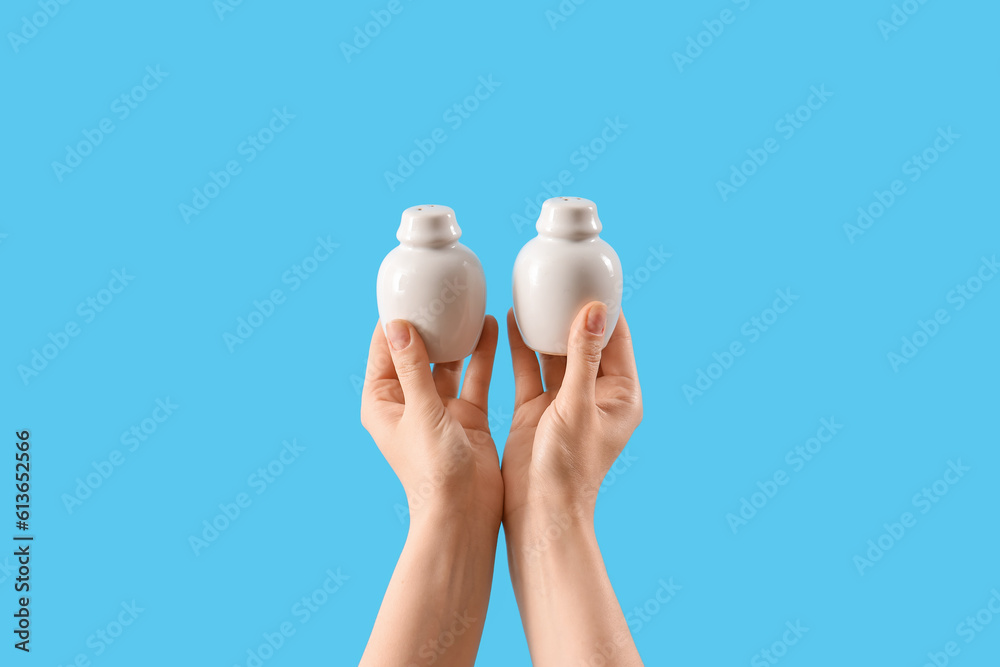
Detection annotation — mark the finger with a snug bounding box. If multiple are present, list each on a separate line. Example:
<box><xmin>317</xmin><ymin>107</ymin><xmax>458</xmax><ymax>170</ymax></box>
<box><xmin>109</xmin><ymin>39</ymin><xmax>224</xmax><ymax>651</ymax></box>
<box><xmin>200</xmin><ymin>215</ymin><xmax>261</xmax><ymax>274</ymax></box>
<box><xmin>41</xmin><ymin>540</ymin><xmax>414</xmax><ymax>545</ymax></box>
<box><xmin>540</xmin><ymin>354</ymin><xmax>566</xmax><ymax>393</ymax></box>
<box><xmin>384</xmin><ymin>319</ymin><xmax>444</xmax><ymax>415</ymax></box>
<box><xmin>360</xmin><ymin>321</ymin><xmax>400</xmax><ymax>436</ymax></box>
<box><xmin>507</xmin><ymin>309</ymin><xmax>543</xmax><ymax>407</ymax></box>
<box><xmin>599</xmin><ymin>310</ymin><xmax>638</xmax><ymax>381</ymax></box>
<box><xmin>432</xmin><ymin>361</ymin><xmax>463</xmax><ymax>399</ymax></box>
<box><xmin>460</xmin><ymin>315</ymin><xmax>498</xmax><ymax>414</ymax></box>
<box><xmin>363</xmin><ymin>320</ymin><xmax>397</xmax><ymax>390</ymax></box>
<box><xmin>560</xmin><ymin>301</ymin><xmax>607</xmax><ymax>408</ymax></box>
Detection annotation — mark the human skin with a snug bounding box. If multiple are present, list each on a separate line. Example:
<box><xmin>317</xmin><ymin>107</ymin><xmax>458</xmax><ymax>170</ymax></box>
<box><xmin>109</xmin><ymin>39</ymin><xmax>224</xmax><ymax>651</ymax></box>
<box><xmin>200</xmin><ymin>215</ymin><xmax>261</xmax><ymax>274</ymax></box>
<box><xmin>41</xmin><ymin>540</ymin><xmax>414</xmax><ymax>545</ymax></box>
<box><xmin>358</xmin><ymin>302</ymin><xmax>644</xmax><ymax>666</ymax></box>
<box><xmin>358</xmin><ymin>316</ymin><xmax>503</xmax><ymax>667</ymax></box>
<box><xmin>502</xmin><ymin>302</ymin><xmax>644</xmax><ymax>666</ymax></box>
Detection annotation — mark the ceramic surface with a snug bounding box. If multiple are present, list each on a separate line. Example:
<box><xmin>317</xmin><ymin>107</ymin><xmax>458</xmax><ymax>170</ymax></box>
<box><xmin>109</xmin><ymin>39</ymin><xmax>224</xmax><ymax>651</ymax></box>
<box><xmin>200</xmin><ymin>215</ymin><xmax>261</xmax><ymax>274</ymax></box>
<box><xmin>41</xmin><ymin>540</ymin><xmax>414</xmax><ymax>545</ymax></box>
<box><xmin>512</xmin><ymin>197</ymin><xmax>622</xmax><ymax>356</ymax></box>
<box><xmin>377</xmin><ymin>205</ymin><xmax>487</xmax><ymax>363</ymax></box>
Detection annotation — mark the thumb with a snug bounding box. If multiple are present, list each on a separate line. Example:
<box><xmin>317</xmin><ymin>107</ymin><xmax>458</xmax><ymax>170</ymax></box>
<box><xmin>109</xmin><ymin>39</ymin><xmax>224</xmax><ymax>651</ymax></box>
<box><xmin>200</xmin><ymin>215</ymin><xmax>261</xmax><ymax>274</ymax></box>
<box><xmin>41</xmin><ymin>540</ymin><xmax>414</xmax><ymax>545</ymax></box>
<box><xmin>384</xmin><ymin>319</ymin><xmax>442</xmax><ymax>415</ymax></box>
<box><xmin>560</xmin><ymin>302</ymin><xmax>607</xmax><ymax>408</ymax></box>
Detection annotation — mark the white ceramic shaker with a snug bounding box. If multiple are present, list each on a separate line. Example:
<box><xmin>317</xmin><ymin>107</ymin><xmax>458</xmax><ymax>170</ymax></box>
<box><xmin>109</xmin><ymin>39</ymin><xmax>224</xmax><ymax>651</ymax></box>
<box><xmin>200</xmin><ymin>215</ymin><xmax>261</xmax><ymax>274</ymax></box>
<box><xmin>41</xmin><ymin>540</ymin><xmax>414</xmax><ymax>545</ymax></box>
<box><xmin>376</xmin><ymin>204</ymin><xmax>487</xmax><ymax>363</ymax></box>
<box><xmin>512</xmin><ymin>197</ymin><xmax>622</xmax><ymax>355</ymax></box>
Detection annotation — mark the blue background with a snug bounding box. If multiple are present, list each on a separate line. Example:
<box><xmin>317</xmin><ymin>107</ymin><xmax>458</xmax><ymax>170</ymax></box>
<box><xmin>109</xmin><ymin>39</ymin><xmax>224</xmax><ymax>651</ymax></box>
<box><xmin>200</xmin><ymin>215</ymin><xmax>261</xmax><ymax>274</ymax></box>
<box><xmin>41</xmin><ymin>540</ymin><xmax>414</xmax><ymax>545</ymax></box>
<box><xmin>3</xmin><ymin>0</ymin><xmax>998</xmax><ymax>665</ymax></box>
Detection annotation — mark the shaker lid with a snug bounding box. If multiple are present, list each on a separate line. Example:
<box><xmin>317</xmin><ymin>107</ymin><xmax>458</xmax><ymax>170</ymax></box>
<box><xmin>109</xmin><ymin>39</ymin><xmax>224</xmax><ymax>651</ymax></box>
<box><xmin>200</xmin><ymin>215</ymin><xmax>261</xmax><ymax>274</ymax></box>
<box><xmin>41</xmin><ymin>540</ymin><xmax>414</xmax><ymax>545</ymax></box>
<box><xmin>397</xmin><ymin>205</ymin><xmax>462</xmax><ymax>247</ymax></box>
<box><xmin>536</xmin><ymin>197</ymin><xmax>602</xmax><ymax>239</ymax></box>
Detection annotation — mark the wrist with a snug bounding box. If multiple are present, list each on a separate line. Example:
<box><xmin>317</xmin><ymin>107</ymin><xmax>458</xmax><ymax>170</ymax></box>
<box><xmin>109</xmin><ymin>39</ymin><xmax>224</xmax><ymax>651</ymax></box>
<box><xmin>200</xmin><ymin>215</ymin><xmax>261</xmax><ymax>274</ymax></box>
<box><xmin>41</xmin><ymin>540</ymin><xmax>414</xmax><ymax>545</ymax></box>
<box><xmin>403</xmin><ymin>469</ymin><xmax>503</xmax><ymax>535</ymax></box>
<box><xmin>504</xmin><ymin>506</ymin><xmax>604</xmax><ymax>617</ymax></box>
<box><xmin>504</xmin><ymin>489</ymin><xmax>595</xmax><ymax>534</ymax></box>
<box><xmin>504</xmin><ymin>501</ymin><xmax>595</xmax><ymax>566</ymax></box>
<box><xmin>408</xmin><ymin>498</ymin><xmax>502</xmax><ymax>540</ymax></box>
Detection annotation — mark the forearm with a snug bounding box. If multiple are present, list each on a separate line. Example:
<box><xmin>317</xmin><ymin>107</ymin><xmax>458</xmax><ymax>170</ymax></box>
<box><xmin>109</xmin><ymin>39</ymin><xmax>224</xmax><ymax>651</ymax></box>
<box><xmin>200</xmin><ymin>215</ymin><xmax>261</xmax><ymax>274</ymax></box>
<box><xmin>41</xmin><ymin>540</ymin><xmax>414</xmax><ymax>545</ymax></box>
<box><xmin>506</xmin><ymin>504</ymin><xmax>642</xmax><ymax>666</ymax></box>
<box><xmin>360</xmin><ymin>511</ymin><xmax>500</xmax><ymax>666</ymax></box>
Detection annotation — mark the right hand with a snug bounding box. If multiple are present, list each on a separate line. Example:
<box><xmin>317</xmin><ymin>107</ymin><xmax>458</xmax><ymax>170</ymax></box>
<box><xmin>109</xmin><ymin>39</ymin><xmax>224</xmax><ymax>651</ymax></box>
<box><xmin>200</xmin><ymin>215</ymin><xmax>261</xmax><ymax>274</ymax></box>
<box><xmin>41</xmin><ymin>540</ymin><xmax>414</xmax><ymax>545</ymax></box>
<box><xmin>501</xmin><ymin>302</ymin><xmax>643</xmax><ymax>528</ymax></box>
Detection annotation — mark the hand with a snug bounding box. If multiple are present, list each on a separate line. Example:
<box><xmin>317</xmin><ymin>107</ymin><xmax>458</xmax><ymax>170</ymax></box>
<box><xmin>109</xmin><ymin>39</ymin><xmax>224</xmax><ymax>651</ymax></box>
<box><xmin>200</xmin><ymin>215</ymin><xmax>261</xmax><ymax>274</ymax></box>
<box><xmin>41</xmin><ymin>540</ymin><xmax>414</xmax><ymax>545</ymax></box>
<box><xmin>501</xmin><ymin>302</ymin><xmax>644</xmax><ymax>666</ymax></box>
<box><xmin>361</xmin><ymin>316</ymin><xmax>503</xmax><ymax>529</ymax></box>
<box><xmin>359</xmin><ymin>316</ymin><xmax>503</xmax><ymax>666</ymax></box>
<box><xmin>502</xmin><ymin>302</ymin><xmax>642</xmax><ymax>526</ymax></box>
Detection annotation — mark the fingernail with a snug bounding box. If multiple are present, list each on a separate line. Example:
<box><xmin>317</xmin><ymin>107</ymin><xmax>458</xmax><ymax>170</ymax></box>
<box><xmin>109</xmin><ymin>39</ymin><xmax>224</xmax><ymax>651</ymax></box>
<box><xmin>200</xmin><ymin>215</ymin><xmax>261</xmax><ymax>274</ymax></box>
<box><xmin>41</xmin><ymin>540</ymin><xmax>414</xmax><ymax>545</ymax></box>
<box><xmin>586</xmin><ymin>303</ymin><xmax>607</xmax><ymax>336</ymax></box>
<box><xmin>387</xmin><ymin>320</ymin><xmax>411</xmax><ymax>350</ymax></box>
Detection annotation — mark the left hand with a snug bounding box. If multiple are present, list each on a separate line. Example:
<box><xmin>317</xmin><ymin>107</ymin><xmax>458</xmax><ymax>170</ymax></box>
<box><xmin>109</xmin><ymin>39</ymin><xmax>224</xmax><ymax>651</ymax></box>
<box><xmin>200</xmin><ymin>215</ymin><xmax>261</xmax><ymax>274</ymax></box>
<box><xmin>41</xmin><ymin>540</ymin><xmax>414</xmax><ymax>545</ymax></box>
<box><xmin>361</xmin><ymin>316</ymin><xmax>503</xmax><ymax>529</ymax></box>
